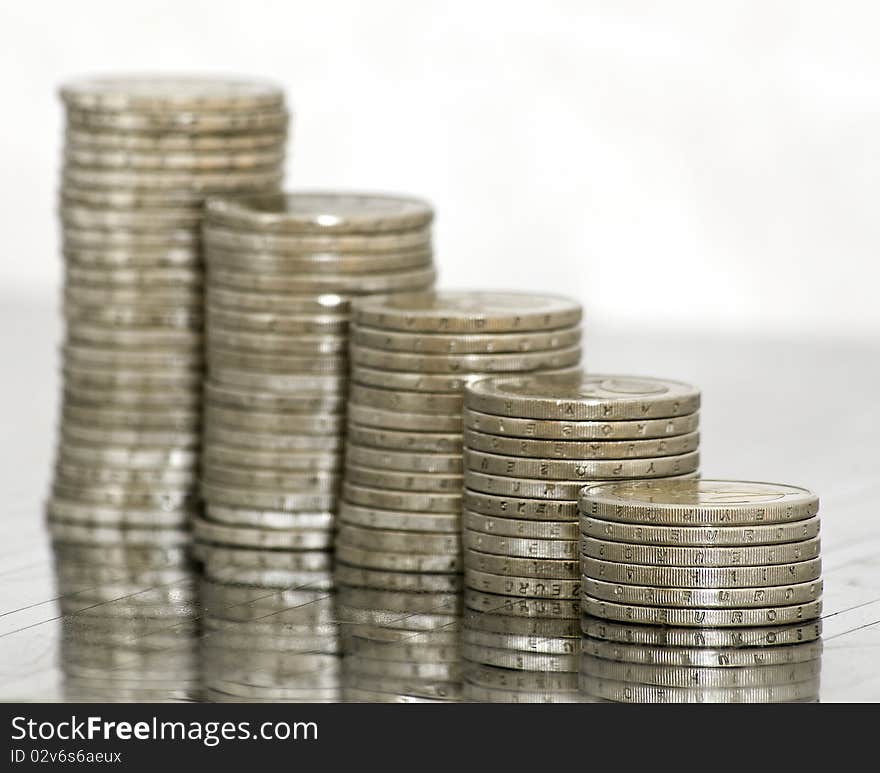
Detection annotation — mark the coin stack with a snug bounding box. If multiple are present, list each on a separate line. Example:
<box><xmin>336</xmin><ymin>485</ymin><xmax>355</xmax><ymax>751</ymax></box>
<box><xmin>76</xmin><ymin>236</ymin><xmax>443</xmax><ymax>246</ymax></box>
<box><xmin>199</xmin><ymin>577</ymin><xmax>340</xmax><ymax>702</ymax></box>
<box><xmin>459</xmin><ymin>373</ymin><xmax>701</xmax><ymax>702</ymax></box>
<box><xmin>579</xmin><ymin>479</ymin><xmax>823</xmax><ymax>703</ymax></box>
<box><xmin>195</xmin><ymin>193</ymin><xmax>436</xmax><ymax>607</ymax></box>
<box><xmin>51</xmin><ymin>531</ymin><xmax>199</xmax><ymax>702</ymax></box>
<box><xmin>49</xmin><ymin>76</ymin><xmax>287</xmax><ymax>541</ymax></box>
<box><xmin>336</xmin><ymin>291</ymin><xmax>583</xmax><ymax>702</ymax></box>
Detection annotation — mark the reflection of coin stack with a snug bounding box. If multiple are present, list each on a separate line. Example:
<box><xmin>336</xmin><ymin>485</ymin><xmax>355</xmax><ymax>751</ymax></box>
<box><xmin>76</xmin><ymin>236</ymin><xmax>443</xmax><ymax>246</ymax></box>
<box><xmin>199</xmin><ymin>578</ymin><xmax>340</xmax><ymax>702</ymax></box>
<box><xmin>579</xmin><ymin>480</ymin><xmax>823</xmax><ymax>703</ymax></box>
<box><xmin>51</xmin><ymin>532</ymin><xmax>199</xmax><ymax>702</ymax></box>
<box><xmin>459</xmin><ymin>373</ymin><xmax>701</xmax><ymax>702</ymax></box>
<box><xmin>337</xmin><ymin>292</ymin><xmax>583</xmax><ymax>702</ymax></box>
<box><xmin>51</xmin><ymin>76</ymin><xmax>287</xmax><ymax>534</ymax></box>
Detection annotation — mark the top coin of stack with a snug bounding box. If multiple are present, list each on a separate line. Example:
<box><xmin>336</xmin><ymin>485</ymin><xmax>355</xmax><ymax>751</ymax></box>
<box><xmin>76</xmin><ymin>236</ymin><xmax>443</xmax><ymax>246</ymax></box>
<box><xmin>198</xmin><ymin>192</ymin><xmax>437</xmax><ymax>563</ymax></box>
<box><xmin>578</xmin><ymin>479</ymin><xmax>823</xmax><ymax>703</ymax></box>
<box><xmin>50</xmin><ymin>75</ymin><xmax>288</xmax><ymax>533</ymax></box>
<box><xmin>337</xmin><ymin>290</ymin><xmax>584</xmax><ymax>585</ymax></box>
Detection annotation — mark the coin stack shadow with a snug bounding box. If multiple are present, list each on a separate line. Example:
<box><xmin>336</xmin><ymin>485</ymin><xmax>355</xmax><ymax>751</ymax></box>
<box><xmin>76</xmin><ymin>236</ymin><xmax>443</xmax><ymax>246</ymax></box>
<box><xmin>460</xmin><ymin>373</ymin><xmax>702</xmax><ymax>702</ymax></box>
<box><xmin>195</xmin><ymin>193</ymin><xmax>436</xmax><ymax>701</ymax></box>
<box><xmin>336</xmin><ymin>291</ymin><xmax>583</xmax><ymax>702</ymax></box>
<box><xmin>48</xmin><ymin>76</ymin><xmax>289</xmax><ymax>702</ymax></box>
<box><xmin>578</xmin><ymin>479</ymin><xmax>823</xmax><ymax>703</ymax></box>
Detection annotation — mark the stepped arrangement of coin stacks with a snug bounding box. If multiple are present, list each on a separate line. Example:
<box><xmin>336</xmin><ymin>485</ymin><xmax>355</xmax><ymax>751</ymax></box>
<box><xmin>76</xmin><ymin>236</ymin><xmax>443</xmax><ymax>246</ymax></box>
<box><xmin>336</xmin><ymin>291</ymin><xmax>583</xmax><ymax>702</ymax></box>
<box><xmin>47</xmin><ymin>76</ymin><xmax>288</xmax><ymax>701</ymax></box>
<box><xmin>578</xmin><ymin>479</ymin><xmax>823</xmax><ymax>703</ymax></box>
<box><xmin>459</xmin><ymin>373</ymin><xmax>702</xmax><ymax>702</ymax></box>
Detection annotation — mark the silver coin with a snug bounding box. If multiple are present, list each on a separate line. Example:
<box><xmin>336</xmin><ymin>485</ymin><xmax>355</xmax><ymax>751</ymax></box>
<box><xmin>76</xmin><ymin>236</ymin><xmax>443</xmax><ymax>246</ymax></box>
<box><xmin>62</xmin><ymin>302</ymin><xmax>201</xmax><ymax>329</ymax></box>
<box><xmin>583</xmin><ymin>577</ymin><xmax>823</xmax><ymax>608</ymax></box>
<box><xmin>462</xmin><ymin>610</ymin><xmax>580</xmax><ymax>638</ymax></box>
<box><xmin>351</xmin><ymin>326</ymin><xmax>582</xmax><ymax>354</ymax></box>
<box><xmin>463</xmin><ymin>510</ymin><xmax>579</xmax><ymax>539</ymax></box>
<box><xmin>463</xmin><ymin>548</ymin><xmax>580</xmax><ymax>580</ymax></box>
<box><xmin>61</xmin><ymin>367</ymin><xmax>201</xmax><ymax>395</ymax></box>
<box><xmin>206</xmin><ymin>346</ymin><xmax>346</xmax><ymax>374</ymax></box>
<box><xmin>206</xmin><ymin>327</ymin><xmax>348</xmax><ymax>354</ymax></box>
<box><xmin>461</xmin><ymin>643</ymin><xmax>578</xmax><ymax>672</ymax></box>
<box><xmin>48</xmin><ymin>520</ymin><xmax>190</xmax><ymax>547</ymax></box>
<box><xmin>581</xmin><ymin>595</ymin><xmax>822</xmax><ymax>627</ymax></box>
<box><xmin>465</xmin><ymin>569</ymin><xmax>580</xmax><ymax>600</ymax></box>
<box><xmin>205</xmin><ymin>192</ymin><xmax>433</xmax><ymax>234</ymax></box>
<box><xmin>336</xmin><ymin>523</ymin><xmax>460</xmax><ymax>554</ymax></box>
<box><xmin>207</xmin><ymin>265</ymin><xmax>437</xmax><ymax>294</ymax></box>
<box><xmin>61</xmin><ymin>182</ymin><xmax>212</xmax><ymax>208</ymax></box>
<box><xmin>347</xmin><ymin>404</ymin><xmax>462</xmax><ymax>432</ymax></box>
<box><xmin>65</xmin><ymin>324</ymin><xmax>201</xmax><ymax>350</ymax></box>
<box><xmin>203</xmin><ymin>381</ymin><xmax>346</xmax><ymax>413</ymax></box>
<box><xmin>60</xmin><ymin>424</ymin><xmax>198</xmax><ymax>447</ymax></box>
<box><xmin>465</xmin><ymin>470</ymin><xmax>698</xmax><ymax>500</ymax></box>
<box><xmin>203</xmin><ymin>404</ymin><xmax>343</xmax><ymax>433</ymax></box>
<box><xmin>348</xmin><ymin>384</ymin><xmax>464</xmax><ymax>414</ymax></box>
<box><xmin>64</xmin><ymin>108</ymin><xmax>288</xmax><ymax>135</ymax></box>
<box><xmin>351</xmin><ymin>344</ymin><xmax>582</xmax><ymax>374</ymax></box>
<box><xmin>462</xmin><ymin>490</ymin><xmax>578</xmax><ymax>520</ymax></box>
<box><xmin>352</xmin><ymin>291</ymin><xmax>582</xmax><ymax>333</ymax></box>
<box><xmin>464</xmin><ymin>407</ymin><xmax>700</xmax><ymax>441</ymax></box>
<box><xmin>199</xmin><ymin>481</ymin><xmax>335</xmax><ymax>511</ymax></box>
<box><xmin>203</xmin><ymin>424</ymin><xmax>343</xmax><ymax>452</ymax></box>
<box><xmin>335</xmin><ymin>563</ymin><xmax>463</xmax><ymax>593</ymax></box>
<box><xmin>205</xmin><ymin>305</ymin><xmax>348</xmax><ymax>335</ymax></box>
<box><xmin>56</xmin><ymin>441</ymin><xmax>197</xmax><ymax>469</ymax></box>
<box><xmin>462</xmin><ymin>627</ymin><xmax>579</xmax><ymax>655</ymax></box>
<box><xmin>200</xmin><ymin>581</ymin><xmax>334</xmax><ymax>622</ymax></box>
<box><xmin>205</xmin><ymin>224</ymin><xmax>432</xmax><ymax>254</ymax></box>
<box><xmin>63</xmin><ymin>244</ymin><xmax>201</xmax><ymax>268</ymax></box>
<box><xmin>193</xmin><ymin>516</ymin><xmax>334</xmax><ymax>551</ymax></box>
<box><xmin>344</xmin><ymin>445</ymin><xmax>461</xmax><ymax>474</ymax></box>
<box><xmin>199</xmin><ymin>563</ymin><xmax>334</xmax><ymax>590</ymax></box>
<box><xmin>205</xmin><ymin>285</ymin><xmax>352</xmax><ymax>313</ymax></box>
<box><xmin>61</xmin><ymin>404</ymin><xmax>198</xmax><ymax>431</ymax></box>
<box><xmin>52</xmin><ymin>482</ymin><xmax>195</xmax><ymax>510</ymax></box>
<box><xmin>202</xmin><ymin>443</ymin><xmax>342</xmax><ymax>472</ymax></box>
<box><xmin>345</xmin><ymin>424</ymin><xmax>461</xmax><ymax>454</ymax></box>
<box><xmin>342</xmin><ymin>464</ymin><xmax>462</xmax><ymax>493</ymax></box>
<box><xmin>581</xmin><ymin>636</ymin><xmax>823</xmax><ymax>667</ymax></box>
<box><xmin>338</xmin><ymin>502</ymin><xmax>461</xmax><ymax>535</ymax></box>
<box><xmin>343</xmin><ymin>638</ymin><xmax>458</xmax><ymax>664</ymax></box>
<box><xmin>579</xmin><ymin>479</ymin><xmax>820</xmax><ymax>525</ymax></box>
<box><xmin>582</xmin><ymin>556</ymin><xmax>823</xmax><ymax>589</ymax></box>
<box><xmin>63</xmin><ymin>225</ymin><xmax>198</xmax><ymax>249</ymax></box>
<box><xmin>464</xmin><ymin>590</ymin><xmax>579</xmax><ymax>620</ymax></box>
<box><xmin>336</xmin><ymin>605</ymin><xmax>459</xmax><ymax>633</ymax></box>
<box><xmin>465</xmin><ymin>448</ymin><xmax>701</xmax><ymax>481</ymax></box>
<box><xmin>580</xmin><ymin>535</ymin><xmax>821</xmax><ymax>567</ymax></box>
<box><xmin>64</xmin><ymin>146</ymin><xmax>284</xmax><ymax>171</ymax></box>
<box><xmin>341</xmin><ymin>482</ymin><xmax>460</xmax><ymax>513</ymax></box>
<box><xmin>195</xmin><ymin>545</ymin><xmax>333</xmax><ymax>573</ymax></box>
<box><xmin>465</xmin><ymin>373</ymin><xmax>700</xmax><ymax>421</ymax></box>
<box><xmin>351</xmin><ymin>365</ymin><xmax>499</xmax><ymax>394</ymax></box>
<box><xmin>54</xmin><ymin>461</ymin><xmax>196</xmax><ymax>488</ymax></box>
<box><xmin>580</xmin><ymin>514</ymin><xmax>821</xmax><ymax>546</ymax></box>
<box><xmin>65</xmin><ymin>266</ymin><xmax>202</xmax><ymax>293</ymax></box>
<box><xmin>463</xmin><ymin>663</ymin><xmax>579</xmax><ymax>691</ymax></box>
<box><xmin>337</xmin><ymin>586</ymin><xmax>460</xmax><ymax>615</ymax></box>
<box><xmin>207</xmin><ymin>246</ymin><xmax>432</xmax><ymax>274</ymax></box>
<box><xmin>204</xmin><ymin>504</ymin><xmax>334</xmax><ymax>530</ymax></box>
<box><xmin>46</xmin><ymin>497</ymin><xmax>194</xmax><ymax>528</ymax></box>
<box><xmin>463</xmin><ymin>528</ymin><xmax>576</xmax><ymax>559</ymax></box>
<box><xmin>577</xmin><ymin>674</ymin><xmax>820</xmax><ymax>703</ymax></box>
<box><xmin>334</xmin><ymin>543</ymin><xmax>461</xmax><ymax>573</ymax></box>
<box><xmin>62</xmin><ymin>342</ymin><xmax>202</xmax><ymax>369</ymax></box>
<box><xmin>201</xmin><ymin>464</ymin><xmax>340</xmax><ymax>491</ymax></box>
<box><xmin>343</xmin><ymin>657</ymin><xmax>459</xmax><ymax>682</ymax></box>
<box><xmin>464</xmin><ymin>428</ymin><xmax>701</xmax><ymax>461</ymax></box>
<box><xmin>64</xmin><ymin>127</ymin><xmax>286</xmax><ymax>152</ymax></box>
<box><xmin>207</xmin><ymin>368</ymin><xmax>347</xmax><ymax>394</ymax></box>
<box><xmin>462</xmin><ymin>684</ymin><xmax>583</xmax><ymax>703</ymax></box>
<box><xmin>51</xmin><ymin>542</ymin><xmax>190</xmax><ymax>568</ymax></box>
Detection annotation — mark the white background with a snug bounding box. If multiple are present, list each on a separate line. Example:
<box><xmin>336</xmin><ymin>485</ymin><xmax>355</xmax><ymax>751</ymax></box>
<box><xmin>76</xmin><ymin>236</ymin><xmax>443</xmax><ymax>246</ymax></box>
<box><xmin>1</xmin><ymin>0</ymin><xmax>878</xmax><ymax>341</ymax></box>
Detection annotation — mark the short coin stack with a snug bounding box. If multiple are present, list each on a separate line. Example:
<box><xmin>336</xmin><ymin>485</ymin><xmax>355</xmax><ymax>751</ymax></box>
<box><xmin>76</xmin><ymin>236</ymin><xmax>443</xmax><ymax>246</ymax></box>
<box><xmin>460</xmin><ymin>373</ymin><xmax>701</xmax><ymax>702</ymax></box>
<box><xmin>49</xmin><ymin>76</ymin><xmax>287</xmax><ymax>537</ymax></box>
<box><xmin>336</xmin><ymin>291</ymin><xmax>583</xmax><ymax>702</ymax></box>
<box><xmin>579</xmin><ymin>479</ymin><xmax>823</xmax><ymax>703</ymax></box>
<box><xmin>196</xmin><ymin>193</ymin><xmax>436</xmax><ymax>629</ymax></box>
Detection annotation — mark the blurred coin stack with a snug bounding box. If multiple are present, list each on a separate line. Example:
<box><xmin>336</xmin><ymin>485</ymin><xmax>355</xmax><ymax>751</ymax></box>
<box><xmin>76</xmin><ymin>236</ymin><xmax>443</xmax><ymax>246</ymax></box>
<box><xmin>196</xmin><ymin>193</ymin><xmax>435</xmax><ymax>586</ymax></box>
<box><xmin>336</xmin><ymin>291</ymin><xmax>583</xmax><ymax>702</ymax></box>
<box><xmin>51</xmin><ymin>530</ymin><xmax>199</xmax><ymax>702</ymax></box>
<box><xmin>51</xmin><ymin>76</ymin><xmax>286</xmax><ymax>529</ymax></box>
<box><xmin>459</xmin><ymin>373</ymin><xmax>701</xmax><ymax>702</ymax></box>
<box><xmin>199</xmin><ymin>577</ymin><xmax>340</xmax><ymax>702</ymax></box>
<box><xmin>579</xmin><ymin>479</ymin><xmax>823</xmax><ymax>703</ymax></box>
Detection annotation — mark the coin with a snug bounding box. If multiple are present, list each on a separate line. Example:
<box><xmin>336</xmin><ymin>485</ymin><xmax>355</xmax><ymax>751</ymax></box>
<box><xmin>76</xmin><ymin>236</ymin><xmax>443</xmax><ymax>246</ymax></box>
<box><xmin>203</xmin><ymin>424</ymin><xmax>343</xmax><ymax>452</ymax></box>
<box><xmin>194</xmin><ymin>544</ymin><xmax>332</xmax><ymax>571</ymax></box>
<box><xmin>205</xmin><ymin>225</ymin><xmax>431</xmax><ymax>254</ymax></box>
<box><xmin>54</xmin><ymin>461</ymin><xmax>196</xmax><ymax>487</ymax></box>
<box><xmin>342</xmin><ymin>482</ymin><xmax>461</xmax><ymax>513</ymax></box>
<box><xmin>207</xmin><ymin>369</ymin><xmax>347</xmax><ymax>395</ymax></box>
<box><xmin>350</xmin><ymin>344</ymin><xmax>582</xmax><ymax>374</ymax></box>
<box><xmin>199</xmin><ymin>481</ymin><xmax>336</xmax><ymax>511</ymax></box>
<box><xmin>202</xmin><ymin>444</ymin><xmax>342</xmax><ymax>472</ymax></box>
<box><xmin>580</xmin><ymin>535</ymin><xmax>821</xmax><ymax>567</ymax></box>
<box><xmin>464</xmin><ymin>429</ymin><xmax>700</xmax><ymax>460</ymax></box>
<box><xmin>344</xmin><ymin>446</ymin><xmax>462</xmax><ymax>474</ymax></box>
<box><xmin>335</xmin><ymin>563</ymin><xmax>463</xmax><ymax>593</ymax></box>
<box><xmin>203</xmin><ymin>382</ymin><xmax>346</xmax><ymax>413</ymax></box>
<box><xmin>577</xmin><ymin>674</ymin><xmax>820</xmax><ymax>703</ymax></box>
<box><xmin>461</xmin><ymin>643</ymin><xmax>578</xmax><ymax>672</ymax></box>
<box><xmin>583</xmin><ymin>577</ymin><xmax>823</xmax><ymax>608</ymax></box>
<box><xmin>207</xmin><ymin>265</ymin><xmax>437</xmax><ymax>294</ymax></box>
<box><xmin>338</xmin><ymin>501</ymin><xmax>462</xmax><ymax>534</ymax></box>
<box><xmin>47</xmin><ymin>521</ymin><xmax>190</xmax><ymax>547</ymax></box>
<box><xmin>203</xmin><ymin>404</ymin><xmax>343</xmax><ymax>433</ymax></box>
<box><xmin>350</xmin><ymin>326</ymin><xmax>582</xmax><ymax>354</ymax></box>
<box><xmin>464</xmin><ymin>590</ymin><xmax>579</xmax><ymax>619</ymax></box>
<box><xmin>463</xmin><ymin>663</ymin><xmax>579</xmax><ymax>691</ymax></box>
<box><xmin>204</xmin><ymin>504</ymin><xmax>335</xmax><ymax>530</ymax></box>
<box><xmin>462</xmin><ymin>684</ymin><xmax>583</xmax><ymax>703</ymax></box>
<box><xmin>206</xmin><ymin>346</ymin><xmax>347</xmax><ymax>374</ymax></box>
<box><xmin>465</xmin><ymin>470</ymin><xmax>697</xmax><ymax>499</ymax></box>
<box><xmin>65</xmin><ymin>128</ymin><xmax>286</xmax><ymax>152</ymax></box>
<box><xmin>346</xmin><ymin>404</ymin><xmax>463</xmax><ymax>432</ymax></box>
<box><xmin>207</xmin><ymin>246</ymin><xmax>432</xmax><ymax>274</ymax></box>
<box><xmin>462</xmin><ymin>627</ymin><xmax>579</xmax><ymax>655</ymax></box>
<box><xmin>207</xmin><ymin>327</ymin><xmax>348</xmax><ymax>354</ymax></box>
<box><xmin>465</xmin><ymin>569</ymin><xmax>580</xmax><ymax>599</ymax></box>
<box><xmin>205</xmin><ymin>306</ymin><xmax>348</xmax><ymax>335</ymax></box>
<box><xmin>345</xmin><ymin>424</ymin><xmax>462</xmax><ymax>453</ymax></box>
<box><xmin>463</xmin><ymin>548</ymin><xmax>580</xmax><ymax>579</ymax></box>
<box><xmin>462</xmin><ymin>490</ymin><xmax>578</xmax><ymax>520</ymax></box>
<box><xmin>580</xmin><ymin>514</ymin><xmax>821</xmax><ymax>546</ymax></box>
<box><xmin>336</xmin><ymin>523</ymin><xmax>460</xmax><ymax>554</ymax></box>
<box><xmin>352</xmin><ymin>291</ymin><xmax>582</xmax><ymax>333</ymax></box>
<box><xmin>200</xmin><ymin>464</ymin><xmax>340</xmax><ymax>492</ymax></box>
<box><xmin>46</xmin><ymin>497</ymin><xmax>194</xmax><ymax>528</ymax></box>
<box><xmin>64</xmin><ymin>108</ymin><xmax>289</xmax><ymax>134</ymax></box>
<box><xmin>342</xmin><ymin>465</ymin><xmax>462</xmax><ymax>493</ymax></box>
<box><xmin>334</xmin><ymin>543</ymin><xmax>461</xmax><ymax>573</ymax></box>
<box><xmin>579</xmin><ymin>479</ymin><xmax>820</xmax><ymax>525</ymax></box>
<box><xmin>463</xmin><ymin>510</ymin><xmax>579</xmax><ymax>539</ymax></box>
<box><xmin>56</xmin><ymin>441</ymin><xmax>197</xmax><ymax>469</ymax></box>
<box><xmin>464</xmin><ymin>408</ymin><xmax>700</xmax><ymax>441</ymax></box>
<box><xmin>348</xmin><ymin>384</ymin><xmax>464</xmax><ymax>414</ymax></box>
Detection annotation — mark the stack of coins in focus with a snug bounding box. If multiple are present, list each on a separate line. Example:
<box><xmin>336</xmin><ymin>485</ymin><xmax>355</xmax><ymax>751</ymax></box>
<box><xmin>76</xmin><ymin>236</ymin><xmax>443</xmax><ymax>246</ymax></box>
<box><xmin>459</xmin><ymin>373</ymin><xmax>701</xmax><ymax>702</ymax></box>
<box><xmin>48</xmin><ymin>76</ymin><xmax>288</xmax><ymax>702</ymax></box>
<box><xmin>51</xmin><ymin>531</ymin><xmax>199</xmax><ymax>702</ymax></box>
<box><xmin>196</xmin><ymin>194</ymin><xmax>436</xmax><ymax>588</ymax></box>
<box><xmin>336</xmin><ymin>291</ymin><xmax>583</xmax><ymax>702</ymax></box>
<box><xmin>579</xmin><ymin>479</ymin><xmax>823</xmax><ymax>703</ymax></box>
<box><xmin>199</xmin><ymin>578</ymin><xmax>340</xmax><ymax>702</ymax></box>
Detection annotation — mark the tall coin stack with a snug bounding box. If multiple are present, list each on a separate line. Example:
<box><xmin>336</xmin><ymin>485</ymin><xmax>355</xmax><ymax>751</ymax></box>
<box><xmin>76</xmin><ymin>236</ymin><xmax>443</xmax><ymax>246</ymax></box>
<box><xmin>579</xmin><ymin>479</ymin><xmax>823</xmax><ymax>703</ymax></box>
<box><xmin>337</xmin><ymin>291</ymin><xmax>583</xmax><ymax>702</ymax></box>
<box><xmin>49</xmin><ymin>76</ymin><xmax>288</xmax><ymax>702</ymax></box>
<box><xmin>195</xmin><ymin>194</ymin><xmax>436</xmax><ymax>701</ymax></box>
<box><xmin>459</xmin><ymin>373</ymin><xmax>701</xmax><ymax>702</ymax></box>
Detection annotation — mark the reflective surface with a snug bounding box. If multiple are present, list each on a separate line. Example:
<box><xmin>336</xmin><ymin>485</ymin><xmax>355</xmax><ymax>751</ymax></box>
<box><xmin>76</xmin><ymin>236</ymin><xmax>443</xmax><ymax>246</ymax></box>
<box><xmin>2</xmin><ymin>296</ymin><xmax>878</xmax><ymax>702</ymax></box>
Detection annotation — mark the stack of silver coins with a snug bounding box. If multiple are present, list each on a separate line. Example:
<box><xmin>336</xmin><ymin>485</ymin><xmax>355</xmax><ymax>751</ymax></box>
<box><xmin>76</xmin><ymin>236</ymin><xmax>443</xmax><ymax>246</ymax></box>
<box><xmin>51</xmin><ymin>532</ymin><xmax>199</xmax><ymax>702</ymax></box>
<box><xmin>579</xmin><ymin>479</ymin><xmax>823</xmax><ymax>703</ymax></box>
<box><xmin>51</xmin><ymin>76</ymin><xmax>287</xmax><ymax>534</ymax></box>
<box><xmin>459</xmin><ymin>373</ymin><xmax>701</xmax><ymax>702</ymax></box>
<box><xmin>336</xmin><ymin>291</ymin><xmax>583</xmax><ymax>702</ymax></box>
<box><xmin>195</xmin><ymin>193</ymin><xmax>436</xmax><ymax>586</ymax></box>
<box><xmin>199</xmin><ymin>578</ymin><xmax>340</xmax><ymax>702</ymax></box>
